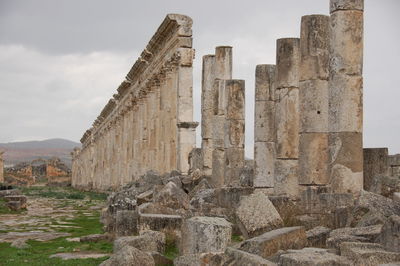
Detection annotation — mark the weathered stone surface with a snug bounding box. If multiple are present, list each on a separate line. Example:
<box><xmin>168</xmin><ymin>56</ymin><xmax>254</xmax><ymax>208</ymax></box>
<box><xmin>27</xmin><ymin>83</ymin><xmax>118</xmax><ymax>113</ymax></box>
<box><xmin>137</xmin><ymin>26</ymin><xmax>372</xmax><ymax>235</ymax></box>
<box><xmin>215</xmin><ymin>46</ymin><xmax>232</xmax><ymax>80</ymax></box>
<box><xmin>215</xmin><ymin>187</ymin><xmax>255</xmax><ymax>209</ymax></box>
<box><xmin>299</xmin><ymin>133</ymin><xmax>329</xmax><ymax>185</ymax></box>
<box><xmin>137</xmin><ymin>190</ymin><xmax>153</xmax><ymax>205</ymax></box>
<box><xmin>224</xmin><ymin>247</ymin><xmax>277</xmax><ymax>266</ymax></box>
<box><xmin>114</xmin><ymin>230</ymin><xmax>165</xmax><ymax>253</ymax></box>
<box><xmin>149</xmin><ymin>252</ymin><xmax>173</xmax><ymax>266</ymax></box>
<box><xmin>274</xmin><ymin>159</ymin><xmax>298</xmax><ymax>198</ymax></box>
<box><xmin>299</xmin><ymin>15</ymin><xmax>329</xmax><ymax>81</ymax></box>
<box><xmin>370</xmin><ymin>175</ymin><xmax>400</xmax><ymax>198</ymax></box>
<box><xmin>138</xmin><ymin>213</ymin><xmax>182</xmax><ymax>232</ymax></box>
<box><xmin>330</xmin><ymin>0</ymin><xmax>364</xmax><ymax>12</ymax></box>
<box><xmin>255</xmin><ymin>101</ymin><xmax>276</xmax><ymax>143</ymax></box>
<box><xmin>80</xmin><ymin>234</ymin><xmax>112</xmax><ymax>243</ymax></box>
<box><xmin>235</xmin><ymin>192</ymin><xmax>283</xmax><ymax>239</ymax></box>
<box><xmin>278</xmin><ymin>247</ymin><xmax>351</xmax><ymax>266</ymax></box>
<box><xmin>254</xmin><ymin>142</ymin><xmax>275</xmax><ymax>188</ymax></box>
<box><xmin>340</xmin><ymin>242</ymin><xmax>400</xmax><ymax>266</ymax></box>
<box><xmin>153</xmin><ymin>181</ymin><xmax>190</xmax><ymax>210</ymax></box>
<box><xmin>306</xmin><ymin>226</ymin><xmax>331</xmax><ymax>248</ymax></box>
<box><xmin>181</xmin><ymin>216</ymin><xmax>232</xmax><ymax>255</ymax></box>
<box><xmin>329</xmin><ymin>132</ymin><xmax>363</xmax><ymax>194</ymax></box>
<box><xmin>255</xmin><ymin>64</ymin><xmax>276</xmax><ymax>101</ymax></box>
<box><xmin>174</xmin><ymin>252</ymin><xmax>224</xmax><ymax>266</ymax></box>
<box><xmin>276</xmin><ymin>38</ymin><xmax>300</xmax><ymax>89</ymax></box>
<box><xmin>100</xmin><ymin>246</ymin><xmax>155</xmax><ymax>266</ymax></box>
<box><xmin>364</xmin><ymin>148</ymin><xmax>389</xmax><ymax>191</ymax></box>
<box><xmin>50</xmin><ymin>252</ymin><xmax>110</xmax><ymax>260</ymax></box>
<box><xmin>115</xmin><ymin>210</ymin><xmax>138</xmax><ymax>237</ymax></box>
<box><xmin>381</xmin><ymin>215</ymin><xmax>400</xmax><ymax>253</ymax></box>
<box><xmin>4</xmin><ymin>195</ymin><xmax>27</xmax><ymax>209</ymax></box>
<box><xmin>327</xmin><ymin>225</ymin><xmax>382</xmax><ymax>250</ymax></box>
<box><xmin>239</xmin><ymin>226</ymin><xmax>307</xmax><ymax>258</ymax></box>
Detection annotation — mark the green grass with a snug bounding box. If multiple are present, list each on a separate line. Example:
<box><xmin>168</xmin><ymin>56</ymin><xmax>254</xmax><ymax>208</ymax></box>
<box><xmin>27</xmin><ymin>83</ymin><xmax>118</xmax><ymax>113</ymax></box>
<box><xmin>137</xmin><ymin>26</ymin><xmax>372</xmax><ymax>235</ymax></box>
<box><xmin>20</xmin><ymin>186</ymin><xmax>108</xmax><ymax>201</ymax></box>
<box><xmin>231</xmin><ymin>234</ymin><xmax>243</xmax><ymax>243</ymax></box>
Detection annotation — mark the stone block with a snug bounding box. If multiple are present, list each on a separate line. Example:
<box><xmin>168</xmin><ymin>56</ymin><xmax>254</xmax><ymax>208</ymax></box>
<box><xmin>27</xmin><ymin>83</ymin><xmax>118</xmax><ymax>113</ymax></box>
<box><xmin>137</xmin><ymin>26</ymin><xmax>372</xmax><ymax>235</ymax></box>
<box><xmin>115</xmin><ymin>210</ymin><xmax>138</xmax><ymax>237</ymax></box>
<box><xmin>276</xmin><ymin>38</ymin><xmax>300</xmax><ymax>89</ymax></box>
<box><xmin>363</xmin><ymin>148</ymin><xmax>389</xmax><ymax>191</ymax></box>
<box><xmin>340</xmin><ymin>242</ymin><xmax>400</xmax><ymax>266</ymax></box>
<box><xmin>327</xmin><ymin>225</ymin><xmax>382</xmax><ymax>250</ymax></box>
<box><xmin>181</xmin><ymin>216</ymin><xmax>232</xmax><ymax>255</ymax></box>
<box><xmin>211</xmin><ymin>148</ymin><xmax>225</xmax><ymax>188</ymax></box>
<box><xmin>100</xmin><ymin>246</ymin><xmax>154</xmax><ymax>266</ymax></box>
<box><xmin>224</xmin><ymin>147</ymin><xmax>245</xmax><ymax>186</ymax></box>
<box><xmin>299</xmin><ymin>133</ymin><xmax>329</xmax><ymax>185</ymax></box>
<box><xmin>212</xmin><ymin>116</ymin><xmax>225</xmax><ymax>148</ymax></box>
<box><xmin>239</xmin><ymin>226</ymin><xmax>307</xmax><ymax>258</ymax></box>
<box><xmin>4</xmin><ymin>195</ymin><xmax>27</xmax><ymax>208</ymax></box>
<box><xmin>153</xmin><ymin>181</ymin><xmax>190</xmax><ymax>210</ymax></box>
<box><xmin>329</xmin><ymin>132</ymin><xmax>363</xmax><ymax>194</ymax></box>
<box><xmin>114</xmin><ymin>230</ymin><xmax>165</xmax><ymax>254</ymax></box>
<box><xmin>299</xmin><ymin>15</ymin><xmax>329</xmax><ymax>81</ymax></box>
<box><xmin>279</xmin><ymin>247</ymin><xmax>351</xmax><ymax>266</ymax></box>
<box><xmin>138</xmin><ymin>213</ymin><xmax>182</xmax><ymax>233</ymax></box>
<box><xmin>306</xmin><ymin>226</ymin><xmax>331</xmax><ymax>248</ymax></box>
<box><xmin>275</xmin><ymin>87</ymin><xmax>299</xmax><ymax>159</ymax></box>
<box><xmin>381</xmin><ymin>215</ymin><xmax>400</xmax><ymax>253</ymax></box>
<box><xmin>255</xmin><ymin>101</ymin><xmax>275</xmax><ymax>142</ymax></box>
<box><xmin>274</xmin><ymin>159</ymin><xmax>299</xmax><ymax>198</ymax></box>
<box><xmin>215</xmin><ymin>187</ymin><xmax>254</xmax><ymax>209</ymax></box>
<box><xmin>329</xmin><ymin>74</ymin><xmax>363</xmax><ymax>133</ymax></box>
<box><xmin>6</xmin><ymin>201</ymin><xmax>23</xmax><ymax>211</ymax></box>
<box><xmin>254</xmin><ymin>141</ymin><xmax>275</xmax><ymax>188</ymax></box>
<box><xmin>224</xmin><ymin>119</ymin><xmax>245</xmax><ymax>148</ymax></box>
<box><xmin>235</xmin><ymin>192</ymin><xmax>283</xmax><ymax>239</ymax></box>
<box><xmin>330</xmin><ymin>0</ymin><xmax>364</xmax><ymax>13</ymax></box>
<box><xmin>174</xmin><ymin>252</ymin><xmax>224</xmax><ymax>266</ymax></box>
<box><xmin>149</xmin><ymin>252</ymin><xmax>173</xmax><ymax>266</ymax></box>
<box><xmin>255</xmin><ymin>64</ymin><xmax>276</xmax><ymax>101</ymax></box>
<box><xmin>224</xmin><ymin>247</ymin><xmax>277</xmax><ymax>266</ymax></box>
<box><xmin>215</xmin><ymin>46</ymin><xmax>232</xmax><ymax>80</ymax></box>
<box><xmin>225</xmin><ymin>80</ymin><xmax>245</xmax><ymax>121</ymax></box>
<box><xmin>299</xmin><ymin>80</ymin><xmax>329</xmax><ymax>133</ymax></box>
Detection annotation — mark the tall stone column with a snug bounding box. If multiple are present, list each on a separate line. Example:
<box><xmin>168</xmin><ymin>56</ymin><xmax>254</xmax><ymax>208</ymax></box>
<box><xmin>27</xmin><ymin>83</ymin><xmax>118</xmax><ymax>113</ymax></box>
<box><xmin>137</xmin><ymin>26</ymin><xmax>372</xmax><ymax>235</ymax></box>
<box><xmin>0</xmin><ymin>151</ymin><xmax>4</xmax><ymax>183</ymax></box>
<box><xmin>201</xmin><ymin>55</ymin><xmax>216</xmax><ymax>176</ymax></box>
<box><xmin>274</xmin><ymin>38</ymin><xmax>300</xmax><ymax>198</ymax></box>
<box><xmin>299</xmin><ymin>15</ymin><xmax>330</xmax><ymax>186</ymax></box>
<box><xmin>254</xmin><ymin>64</ymin><xmax>276</xmax><ymax>187</ymax></box>
<box><xmin>329</xmin><ymin>0</ymin><xmax>364</xmax><ymax>194</ymax></box>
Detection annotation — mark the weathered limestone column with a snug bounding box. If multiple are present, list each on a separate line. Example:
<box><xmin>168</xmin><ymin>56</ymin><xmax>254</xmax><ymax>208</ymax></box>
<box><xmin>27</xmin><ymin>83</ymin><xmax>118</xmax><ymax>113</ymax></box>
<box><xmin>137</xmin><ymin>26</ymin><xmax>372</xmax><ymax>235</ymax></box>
<box><xmin>254</xmin><ymin>65</ymin><xmax>276</xmax><ymax>187</ymax></box>
<box><xmin>299</xmin><ymin>15</ymin><xmax>330</xmax><ymax>186</ymax></box>
<box><xmin>0</xmin><ymin>151</ymin><xmax>5</xmax><ymax>183</ymax></box>
<box><xmin>363</xmin><ymin>148</ymin><xmax>388</xmax><ymax>191</ymax></box>
<box><xmin>329</xmin><ymin>0</ymin><xmax>364</xmax><ymax>194</ymax></box>
<box><xmin>201</xmin><ymin>55</ymin><xmax>216</xmax><ymax>176</ymax></box>
<box><xmin>211</xmin><ymin>46</ymin><xmax>233</xmax><ymax>187</ymax></box>
<box><xmin>274</xmin><ymin>38</ymin><xmax>300</xmax><ymax>198</ymax></box>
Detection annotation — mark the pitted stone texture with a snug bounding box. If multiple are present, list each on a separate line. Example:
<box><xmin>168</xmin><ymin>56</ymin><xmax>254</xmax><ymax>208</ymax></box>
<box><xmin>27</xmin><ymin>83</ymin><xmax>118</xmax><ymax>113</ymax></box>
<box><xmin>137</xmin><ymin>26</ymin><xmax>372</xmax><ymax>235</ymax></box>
<box><xmin>174</xmin><ymin>252</ymin><xmax>224</xmax><ymax>266</ymax></box>
<box><xmin>381</xmin><ymin>215</ymin><xmax>400</xmax><ymax>253</ymax></box>
<box><xmin>224</xmin><ymin>119</ymin><xmax>245</xmax><ymax>148</ymax></box>
<box><xmin>115</xmin><ymin>210</ymin><xmax>138</xmax><ymax>237</ymax></box>
<box><xmin>254</xmin><ymin>142</ymin><xmax>275</xmax><ymax>187</ymax></box>
<box><xmin>329</xmin><ymin>132</ymin><xmax>363</xmax><ymax>194</ymax></box>
<box><xmin>327</xmin><ymin>225</ymin><xmax>383</xmax><ymax>250</ymax></box>
<box><xmin>225</xmin><ymin>80</ymin><xmax>245</xmax><ymax>121</ymax></box>
<box><xmin>181</xmin><ymin>216</ymin><xmax>232</xmax><ymax>255</ymax></box>
<box><xmin>330</xmin><ymin>0</ymin><xmax>364</xmax><ymax>12</ymax></box>
<box><xmin>114</xmin><ymin>230</ymin><xmax>165</xmax><ymax>254</ymax></box>
<box><xmin>363</xmin><ymin>148</ymin><xmax>389</xmax><ymax>191</ymax></box>
<box><xmin>299</xmin><ymin>80</ymin><xmax>329</xmax><ymax>133</ymax></box>
<box><xmin>255</xmin><ymin>101</ymin><xmax>275</xmax><ymax>142</ymax></box>
<box><xmin>279</xmin><ymin>248</ymin><xmax>351</xmax><ymax>266</ymax></box>
<box><xmin>224</xmin><ymin>248</ymin><xmax>277</xmax><ymax>266</ymax></box>
<box><xmin>201</xmin><ymin>55</ymin><xmax>216</xmax><ymax>139</ymax></box>
<box><xmin>329</xmin><ymin>74</ymin><xmax>363</xmax><ymax>133</ymax></box>
<box><xmin>100</xmin><ymin>246</ymin><xmax>155</xmax><ymax>266</ymax></box>
<box><xmin>256</xmin><ymin>64</ymin><xmax>276</xmax><ymax>101</ymax></box>
<box><xmin>299</xmin><ymin>15</ymin><xmax>329</xmax><ymax>81</ymax></box>
<box><xmin>340</xmin><ymin>242</ymin><xmax>400</xmax><ymax>266</ymax></box>
<box><xmin>275</xmin><ymin>87</ymin><xmax>299</xmax><ymax>159</ymax></box>
<box><xmin>299</xmin><ymin>133</ymin><xmax>329</xmax><ymax>185</ymax></box>
<box><xmin>276</xmin><ymin>38</ymin><xmax>300</xmax><ymax>89</ymax></box>
<box><xmin>235</xmin><ymin>192</ymin><xmax>283</xmax><ymax>239</ymax></box>
<box><xmin>306</xmin><ymin>226</ymin><xmax>332</xmax><ymax>248</ymax></box>
<box><xmin>274</xmin><ymin>159</ymin><xmax>299</xmax><ymax>198</ymax></box>
<box><xmin>138</xmin><ymin>213</ymin><xmax>182</xmax><ymax>233</ymax></box>
<box><xmin>215</xmin><ymin>46</ymin><xmax>232</xmax><ymax>80</ymax></box>
<box><xmin>153</xmin><ymin>181</ymin><xmax>189</xmax><ymax>210</ymax></box>
<box><xmin>239</xmin><ymin>226</ymin><xmax>307</xmax><ymax>259</ymax></box>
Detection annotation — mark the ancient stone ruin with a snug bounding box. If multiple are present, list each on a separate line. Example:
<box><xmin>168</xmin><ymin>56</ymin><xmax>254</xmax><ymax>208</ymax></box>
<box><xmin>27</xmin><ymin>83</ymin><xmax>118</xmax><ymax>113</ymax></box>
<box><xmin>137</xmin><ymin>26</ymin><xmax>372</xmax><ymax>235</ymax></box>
<box><xmin>72</xmin><ymin>0</ymin><xmax>400</xmax><ymax>265</ymax></box>
<box><xmin>0</xmin><ymin>151</ymin><xmax>4</xmax><ymax>183</ymax></box>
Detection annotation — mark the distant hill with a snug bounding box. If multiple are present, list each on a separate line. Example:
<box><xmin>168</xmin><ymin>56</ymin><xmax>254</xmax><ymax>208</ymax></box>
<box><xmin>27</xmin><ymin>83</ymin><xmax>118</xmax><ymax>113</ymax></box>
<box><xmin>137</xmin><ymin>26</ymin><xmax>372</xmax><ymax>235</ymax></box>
<box><xmin>0</xmin><ymin>138</ymin><xmax>81</xmax><ymax>167</ymax></box>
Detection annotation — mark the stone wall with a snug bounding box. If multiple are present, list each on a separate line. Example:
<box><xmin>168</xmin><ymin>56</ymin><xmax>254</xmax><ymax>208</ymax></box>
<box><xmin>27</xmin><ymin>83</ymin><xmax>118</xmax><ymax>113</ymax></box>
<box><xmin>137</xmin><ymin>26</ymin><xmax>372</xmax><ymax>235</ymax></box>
<box><xmin>389</xmin><ymin>154</ymin><xmax>400</xmax><ymax>177</ymax></box>
<box><xmin>72</xmin><ymin>14</ymin><xmax>197</xmax><ymax>191</ymax></box>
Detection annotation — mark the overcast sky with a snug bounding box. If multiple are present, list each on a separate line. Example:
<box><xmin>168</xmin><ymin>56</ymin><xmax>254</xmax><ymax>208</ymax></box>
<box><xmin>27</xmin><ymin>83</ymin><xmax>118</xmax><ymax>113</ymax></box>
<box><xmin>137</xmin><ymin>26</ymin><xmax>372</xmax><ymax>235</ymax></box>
<box><xmin>0</xmin><ymin>0</ymin><xmax>399</xmax><ymax>158</ymax></box>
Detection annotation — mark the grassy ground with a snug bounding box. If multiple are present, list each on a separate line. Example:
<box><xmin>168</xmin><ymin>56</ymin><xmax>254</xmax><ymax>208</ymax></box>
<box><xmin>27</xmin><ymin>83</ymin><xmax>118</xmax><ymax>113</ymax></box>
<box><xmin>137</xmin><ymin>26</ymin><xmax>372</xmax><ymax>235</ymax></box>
<box><xmin>0</xmin><ymin>186</ymin><xmax>112</xmax><ymax>266</ymax></box>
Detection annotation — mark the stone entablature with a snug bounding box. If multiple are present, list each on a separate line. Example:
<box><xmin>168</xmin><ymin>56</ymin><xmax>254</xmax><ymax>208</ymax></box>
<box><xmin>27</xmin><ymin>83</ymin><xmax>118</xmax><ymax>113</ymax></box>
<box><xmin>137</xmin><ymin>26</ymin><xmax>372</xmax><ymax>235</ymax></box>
<box><xmin>72</xmin><ymin>14</ymin><xmax>197</xmax><ymax>190</ymax></box>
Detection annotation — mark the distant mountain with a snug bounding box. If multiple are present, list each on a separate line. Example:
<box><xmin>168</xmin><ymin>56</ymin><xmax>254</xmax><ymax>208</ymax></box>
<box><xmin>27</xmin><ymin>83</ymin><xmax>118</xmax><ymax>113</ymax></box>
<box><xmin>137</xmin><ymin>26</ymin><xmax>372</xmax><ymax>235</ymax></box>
<box><xmin>0</xmin><ymin>138</ymin><xmax>81</xmax><ymax>167</ymax></box>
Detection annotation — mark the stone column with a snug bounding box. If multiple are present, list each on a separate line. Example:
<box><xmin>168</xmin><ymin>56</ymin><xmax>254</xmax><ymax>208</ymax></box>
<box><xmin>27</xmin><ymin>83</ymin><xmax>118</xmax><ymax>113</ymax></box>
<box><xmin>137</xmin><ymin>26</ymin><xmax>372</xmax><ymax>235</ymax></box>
<box><xmin>298</xmin><ymin>15</ymin><xmax>330</xmax><ymax>186</ymax></box>
<box><xmin>254</xmin><ymin>64</ymin><xmax>276</xmax><ymax>187</ymax></box>
<box><xmin>274</xmin><ymin>38</ymin><xmax>300</xmax><ymax>198</ymax></box>
<box><xmin>215</xmin><ymin>46</ymin><xmax>232</xmax><ymax>80</ymax></box>
<box><xmin>329</xmin><ymin>0</ymin><xmax>364</xmax><ymax>194</ymax></box>
<box><xmin>363</xmin><ymin>148</ymin><xmax>388</xmax><ymax>191</ymax></box>
<box><xmin>0</xmin><ymin>151</ymin><xmax>4</xmax><ymax>183</ymax></box>
<box><xmin>201</xmin><ymin>55</ymin><xmax>216</xmax><ymax>176</ymax></box>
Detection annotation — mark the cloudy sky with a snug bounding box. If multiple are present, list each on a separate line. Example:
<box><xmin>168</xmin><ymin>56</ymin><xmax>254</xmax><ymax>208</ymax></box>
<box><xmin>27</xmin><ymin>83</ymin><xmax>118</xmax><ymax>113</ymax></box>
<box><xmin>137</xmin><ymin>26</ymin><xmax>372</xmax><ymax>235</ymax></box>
<box><xmin>0</xmin><ymin>0</ymin><xmax>399</xmax><ymax>157</ymax></box>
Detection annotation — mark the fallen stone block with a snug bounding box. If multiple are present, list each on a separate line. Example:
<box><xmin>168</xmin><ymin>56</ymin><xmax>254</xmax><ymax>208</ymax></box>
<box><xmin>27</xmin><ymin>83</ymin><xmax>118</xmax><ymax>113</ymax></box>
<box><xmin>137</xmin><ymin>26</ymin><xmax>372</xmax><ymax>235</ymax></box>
<box><xmin>381</xmin><ymin>215</ymin><xmax>400</xmax><ymax>252</ymax></box>
<box><xmin>6</xmin><ymin>201</ymin><xmax>23</xmax><ymax>211</ymax></box>
<box><xmin>100</xmin><ymin>246</ymin><xmax>155</xmax><ymax>266</ymax></box>
<box><xmin>340</xmin><ymin>242</ymin><xmax>400</xmax><ymax>266</ymax></box>
<box><xmin>114</xmin><ymin>230</ymin><xmax>165</xmax><ymax>254</ymax></box>
<box><xmin>215</xmin><ymin>187</ymin><xmax>254</xmax><ymax>209</ymax></box>
<box><xmin>181</xmin><ymin>216</ymin><xmax>232</xmax><ymax>255</ymax></box>
<box><xmin>136</xmin><ymin>190</ymin><xmax>153</xmax><ymax>205</ymax></box>
<box><xmin>224</xmin><ymin>247</ymin><xmax>277</xmax><ymax>266</ymax></box>
<box><xmin>80</xmin><ymin>233</ymin><xmax>112</xmax><ymax>243</ymax></box>
<box><xmin>149</xmin><ymin>252</ymin><xmax>173</xmax><ymax>266</ymax></box>
<box><xmin>173</xmin><ymin>252</ymin><xmax>224</xmax><ymax>266</ymax></box>
<box><xmin>239</xmin><ymin>226</ymin><xmax>307</xmax><ymax>258</ymax></box>
<box><xmin>138</xmin><ymin>213</ymin><xmax>182</xmax><ymax>233</ymax></box>
<box><xmin>306</xmin><ymin>226</ymin><xmax>331</xmax><ymax>248</ymax></box>
<box><xmin>115</xmin><ymin>210</ymin><xmax>138</xmax><ymax>237</ymax></box>
<box><xmin>0</xmin><ymin>189</ymin><xmax>21</xmax><ymax>198</ymax></box>
<box><xmin>235</xmin><ymin>191</ymin><xmax>283</xmax><ymax>239</ymax></box>
<box><xmin>4</xmin><ymin>195</ymin><xmax>27</xmax><ymax>209</ymax></box>
<box><xmin>153</xmin><ymin>181</ymin><xmax>190</xmax><ymax>210</ymax></box>
<box><xmin>278</xmin><ymin>247</ymin><xmax>351</xmax><ymax>266</ymax></box>
<box><xmin>50</xmin><ymin>252</ymin><xmax>110</xmax><ymax>260</ymax></box>
<box><xmin>327</xmin><ymin>224</ymin><xmax>382</xmax><ymax>250</ymax></box>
